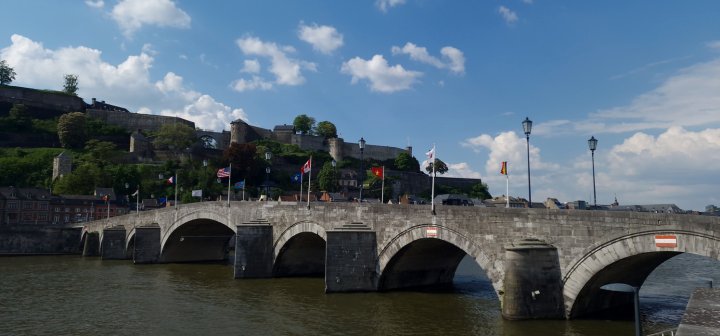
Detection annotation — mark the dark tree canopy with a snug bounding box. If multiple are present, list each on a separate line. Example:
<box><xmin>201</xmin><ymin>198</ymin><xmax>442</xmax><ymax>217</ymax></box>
<box><xmin>293</xmin><ymin>114</ymin><xmax>316</xmax><ymax>135</ymax></box>
<box><xmin>152</xmin><ymin>123</ymin><xmax>197</xmax><ymax>152</ymax></box>
<box><xmin>468</xmin><ymin>182</ymin><xmax>492</xmax><ymax>200</ymax></box>
<box><xmin>0</xmin><ymin>59</ymin><xmax>16</xmax><ymax>85</ymax></box>
<box><xmin>223</xmin><ymin>143</ymin><xmax>261</xmax><ymax>182</ymax></box>
<box><xmin>63</xmin><ymin>74</ymin><xmax>79</xmax><ymax>95</ymax></box>
<box><xmin>425</xmin><ymin>158</ymin><xmax>449</xmax><ymax>175</ymax></box>
<box><xmin>394</xmin><ymin>152</ymin><xmax>420</xmax><ymax>172</ymax></box>
<box><xmin>315</xmin><ymin>121</ymin><xmax>337</xmax><ymax>138</ymax></box>
<box><xmin>57</xmin><ymin>112</ymin><xmax>88</xmax><ymax>149</ymax></box>
<box><xmin>318</xmin><ymin>161</ymin><xmax>338</xmax><ymax>192</ymax></box>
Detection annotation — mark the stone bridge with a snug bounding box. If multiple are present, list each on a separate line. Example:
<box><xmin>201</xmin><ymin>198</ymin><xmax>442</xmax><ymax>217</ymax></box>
<box><xmin>78</xmin><ymin>201</ymin><xmax>720</xmax><ymax>320</ymax></box>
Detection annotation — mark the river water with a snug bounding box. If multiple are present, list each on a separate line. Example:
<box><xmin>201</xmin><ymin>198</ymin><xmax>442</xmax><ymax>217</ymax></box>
<box><xmin>1</xmin><ymin>253</ymin><xmax>718</xmax><ymax>336</ymax></box>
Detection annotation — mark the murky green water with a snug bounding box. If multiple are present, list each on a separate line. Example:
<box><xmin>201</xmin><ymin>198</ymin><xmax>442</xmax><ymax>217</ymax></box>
<box><xmin>0</xmin><ymin>254</ymin><xmax>717</xmax><ymax>336</ymax></box>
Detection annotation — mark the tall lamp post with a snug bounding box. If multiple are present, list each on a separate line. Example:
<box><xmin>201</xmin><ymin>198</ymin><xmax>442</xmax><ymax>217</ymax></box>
<box><xmin>522</xmin><ymin>117</ymin><xmax>533</xmax><ymax>208</ymax></box>
<box><xmin>358</xmin><ymin>137</ymin><xmax>366</xmax><ymax>203</ymax></box>
<box><xmin>265</xmin><ymin>150</ymin><xmax>272</xmax><ymax>200</ymax></box>
<box><xmin>600</xmin><ymin>283</ymin><xmax>642</xmax><ymax>336</ymax></box>
<box><xmin>588</xmin><ymin>136</ymin><xmax>598</xmax><ymax>208</ymax></box>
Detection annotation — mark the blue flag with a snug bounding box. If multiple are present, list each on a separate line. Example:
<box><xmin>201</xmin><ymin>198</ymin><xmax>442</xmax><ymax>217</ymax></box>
<box><xmin>158</xmin><ymin>197</ymin><xmax>167</xmax><ymax>206</ymax></box>
<box><xmin>234</xmin><ymin>180</ymin><xmax>245</xmax><ymax>189</ymax></box>
<box><xmin>291</xmin><ymin>173</ymin><xmax>301</xmax><ymax>183</ymax></box>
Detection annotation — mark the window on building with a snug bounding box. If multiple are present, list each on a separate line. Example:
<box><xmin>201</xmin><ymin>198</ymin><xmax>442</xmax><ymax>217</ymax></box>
<box><xmin>23</xmin><ymin>202</ymin><xmax>32</xmax><ymax>209</ymax></box>
<box><xmin>38</xmin><ymin>214</ymin><xmax>48</xmax><ymax>221</ymax></box>
<box><xmin>8</xmin><ymin>202</ymin><xmax>18</xmax><ymax>209</ymax></box>
<box><xmin>64</xmin><ymin>215</ymin><xmax>69</xmax><ymax>222</ymax></box>
<box><xmin>65</xmin><ymin>207</ymin><xmax>70</xmax><ymax>213</ymax></box>
<box><xmin>22</xmin><ymin>213</ymin><xmax>33</xmax><ymax>222</ymax></box>
<box><xmin>40</xmin><ymin>203</ymin><xmax>48</xmax><ymax>210</ymax></box>
<box><xmin>55</xmin><ymin>207</ymin><xmax>60</xmax><ymax>212</ymax></box>
<box><xmin>53</xmin><ymin>215</ymin><xmax>59</xmax><ymax>223</ymax></box>
<box><xmin>75</xmin><ymin>208</ymin><xmax>81</xmax><ymax>213</ymax></box>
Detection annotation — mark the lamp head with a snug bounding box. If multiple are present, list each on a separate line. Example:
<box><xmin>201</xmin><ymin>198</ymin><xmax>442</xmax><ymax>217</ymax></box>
<box><xmin>522</xmin><ymin>117</ymin><xmax>533</xmax><ymax>136</ymax></box>
<box><xmin>588</xmin><ymin>136</ymin><xmax>598</xmax><ymax>152</ymax></box>
<box><xmin>359</xmin><ymin>137</ymin><xmax>366</xmax><ymax>150</ymax></box>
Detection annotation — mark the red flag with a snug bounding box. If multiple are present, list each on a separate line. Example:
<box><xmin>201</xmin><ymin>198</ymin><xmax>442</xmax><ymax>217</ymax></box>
<box><xmin>167</xmin><ymin>176</ymin><xmax>174</xmax><ymax>184</ymax></box>
<box><xmin>301</xmin><ymin>158</ymin><xmax>312</xmax><ymax>174</ymax></box>
<box><xmin>501</xmin><ymin>161</ymin><xmax>508</xmax><ymax>175</ymax></box>
<box><xmin>216</xmin><ymin>167</ymin><xmax>230</xmax><ymax>178</ymax></box>
<box><xmin>101</xmin><ymin>194</ymin><xmax>109</xmax><ymax>202</ymax></box>
<box><xmin>371</xmin><ymin>166</ymin><xmax>384</xmax><ymax>178</ymax></box>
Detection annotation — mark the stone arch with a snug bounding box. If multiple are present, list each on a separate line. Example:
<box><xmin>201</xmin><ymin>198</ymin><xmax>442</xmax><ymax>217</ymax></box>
<box><xmin>160</xmin><ymin>209</ymin><xmax>232</xmax><ymax>252</ymax></box>
<box><xmin>563</xmin><ymin>228</ymin><xmax>720</xmax><ymax>318</ymax></box>
<box><xmin>199</xmin><ymin>135</ymin><xmax>218</xmax><ymax>149</ymax></box>
<box><xmin>377</xmin><ymin>224</ymin><xmax>501</xmax><ymax>295</ymax></box>
<box><xmin>272</xmin><ymin>221</ymin><xmax>327</xmax><ymax>277</ymax></box>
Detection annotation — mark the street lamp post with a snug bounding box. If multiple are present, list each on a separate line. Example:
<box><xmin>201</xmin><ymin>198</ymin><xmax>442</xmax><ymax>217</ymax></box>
<box><xmin>358</xmin><ymin>137</ymin><xmax>366</xmax><ymax>203</ymax></box>
<box><xmin>265</xmin><ymin>150</ymin><xmax>272</xmax><ymax>200</ymax></box>
<box><xmin>522</xmin><ymin>117</ymin><xmax>533</xmax><ymax>208</ymax></box>
<box><xmin>588</xmin><ymin>136</ymin><xmax>598</xmax><ymax>208</ymax></box>
<box><xmin>600</xmin><ymin>283</ymin><xmax>643</xmax><ymax>336</ymax></box>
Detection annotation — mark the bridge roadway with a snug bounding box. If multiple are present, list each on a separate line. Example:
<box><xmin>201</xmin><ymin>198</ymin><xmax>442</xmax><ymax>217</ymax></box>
<box><xmin>78</xmin><ymin>201</ymin><xmax>720</xmax><ymax>320</ymax></box>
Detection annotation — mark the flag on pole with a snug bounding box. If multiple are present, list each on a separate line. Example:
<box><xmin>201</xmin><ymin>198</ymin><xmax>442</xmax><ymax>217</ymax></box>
<box><xmin>501</xmin><ymin>161</ymin><xmax>508</xmax><ymax>175</ymax></box>
<box><xmin>371</xmin><ymin>166</ymin><xmax>384</xmax><ymax>178</ymax></box>
<box><xmin>427</xmin><ymin>145</ymin><xmax>436</xmax><ymax>213</ymax></box>
<box><xmin>101</xmin><ymin>194</ymin><xmax>109</xmax><ymax>202</ymax></box>
<box><xmin>131</xmin><ymin>189</ymin><xmax>139</xmax><ymax>197</ymax></box>
<box><xmin>167</xmin><ymin>176</ymin><xmax>174</xmax><ymax>184</ymax></box>
<box><xmin>301</xmin><ymin>158</ymin><xmax>312</xmax><ymax>174</ymax></box>
<box><xmin>217</xmin><ymin>167</ymin><xmax>231</xmax><ymax>178</ymax></box>
<box><xmin>234</xmin><ymin>181</ymin><xmax>245</xmax><ymax>189</ymax></box>
<box><xmin>291</xmin><ymin>173</ymin><xmax>302</xmax><ymax>183</ymax></box>
<box><xmin>425</xmin><ymin>146</ymin><xmax>435</xmax><ymax>164</ymax></box>
<box><xmin>191</xmin><ymin>189</ymin><xmax>202</xmax><ymax>197</ymax></box>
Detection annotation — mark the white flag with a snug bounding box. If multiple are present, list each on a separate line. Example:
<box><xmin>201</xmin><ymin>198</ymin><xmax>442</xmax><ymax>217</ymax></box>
<box><xmin>425</xmin><ymin>146</ymin><xmax>435</xmax><ymax>160</ymax></box>
<box><xmin>131</xmin><ymin>189</ymin><xmax>139</xmax><ymax>197</ymax></box>
<box><xmin>191</xmin><ymin>189</ymin><xmax>202</xmax><ymax>197</ymax></box>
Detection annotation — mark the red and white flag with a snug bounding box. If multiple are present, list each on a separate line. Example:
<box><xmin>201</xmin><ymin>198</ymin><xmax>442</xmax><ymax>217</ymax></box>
<box><xmin>301</xmin><ymin>158</ymin><xmax>312</xmax><ymax>174</ymax></box>
<box><xmin>655</xmin><ymin>235</ymin><xmax>677</xmax><ymax>248</ymax></box>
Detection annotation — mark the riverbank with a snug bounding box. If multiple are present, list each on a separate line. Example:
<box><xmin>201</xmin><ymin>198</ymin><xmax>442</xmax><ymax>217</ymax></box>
<box><xmin>676</xmin><ymin>288</ymin><xmax>720</xmax><ymax>336</ymax></box>
<box><xmin>0</xmin><ymin>225</ymin><xmax>80</xmax><ymax>254</ymax></box>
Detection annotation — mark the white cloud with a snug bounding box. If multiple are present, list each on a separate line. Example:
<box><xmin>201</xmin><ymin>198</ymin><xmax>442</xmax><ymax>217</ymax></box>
<box><xmin>446</xmin><ymin>162</ymin><xmax>483</xmax><ymax>179</ymax></box>
<box><xmin>391</xmin><ymin>42</ymin><xmax>465</xmax><ymax>74</ymax></box>
<box><xmin>341</xmin><ymin>55</ymin><xmax>422</xmax><ymax>93</ymax></box>
<box><xmin>85</xmin><ymin>0</ymin><xmax>104</xmax><ymax>9</ymax></box>
<box><xmin>160</xmin><ymin>95</ymin><xmax>249</xmax><ymax>131</ymax></box>
<box><xmin>241</xmin><ymin>59</ymin><xmax>261</xmax><ymax>74</ymax></box>
<box><xmin>232</xmin><ymin>76</ymin><xmax>273</xmax><ymax>92</ymax></box>
<box><xmin>235</xmin><ymin>35</ymin><xmax>315</xmax><ymax>86</ymax></box>
<box><xmin>298</xmin><ymin>23</ymin><xmax>343</xmax><ymax>54</ymax></box>
<box><xmin>376</xmin><ymin>0</ymin><xmax>406</xmax><ymax>13</ymax></box>
<box><xmin>498</xmin><ymin>6</ymin><xmax>518</xmax><ymax>25</ymax></box>
<box><xmin>0</xmin><ymin>34</ymin><xmax>246</xmax><ymax>132</ymax></box>
<box><xmin>707</xmin><ymin>41</ymin><xmax>720</xmax><ymax>50</ymax></box>
<box><xmin>111</xmin><ymin>0</ymin><xmax>191</xmax><ymax>38</ymax></box>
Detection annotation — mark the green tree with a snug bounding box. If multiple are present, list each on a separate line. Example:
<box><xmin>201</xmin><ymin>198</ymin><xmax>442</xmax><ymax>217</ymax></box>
<box><xmin>57</xmin><ymin>112</ymin><xmax>87</xmax><ymax>149</ymax></box>
<box><xmin>81</xmin><ymin>139</ymin><xmax>117</xmax><ymax>168</ymax></box>
<box><xmin>223</xmin><ymin>143</ymin><xmax>261</xmax><ymax>183</ymax></box>
<box><xmin>293</xmin><ymin>114</ymin><xmax>315</xmax><ymax>135</ymax></box>
<box><xmin>0</xmin><ymin>59</ymin><xmax>16</xmax><ymax>85</ymax></box>
<box><xmin>63</xmin><ymin>74</ymin><xmax>79</xmax><ymax>95</ymax></box>
<box><xmin>9</xmin><ymin>104</ymin><xmax>31</xmax><ymax>129</ymax></box>
<box><xmin>468</xmin><ymin>182</ymin><xmax>492</xmax><ymax>200</ymax></box>
<box><xmin>315</xmin><ymin>121</ymin><xmax>337</xmax><ymax>138</ymax></box>
<box><xmin>394</xmin><ymin>152</ymin><xmax>420</xmax><ymax>172</ymax></box>
<box><xmin>152</xmin><ymin>123</ymin><xmax>197</xmax><ymax>153</ymax></box>
<box><xmin>317</xmin><ymin>161</ymin><xmax>338</xmax><ymax>191</ymax></box>
<box><xmin>425</xmin><ymin>158</ymin><xmax>449</xmax><ymax>175</ymax></box>
<box><xmin>53</xmin><ymin>164</ymin><xmax>102</xmax><ymax>195</ymax></box>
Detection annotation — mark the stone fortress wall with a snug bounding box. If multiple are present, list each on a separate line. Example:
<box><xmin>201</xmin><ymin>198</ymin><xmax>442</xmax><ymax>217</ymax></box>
<box><xmin>0</xmin><ymin>86</ymin><xmax>85</xmax><ymax>112</ymax></box>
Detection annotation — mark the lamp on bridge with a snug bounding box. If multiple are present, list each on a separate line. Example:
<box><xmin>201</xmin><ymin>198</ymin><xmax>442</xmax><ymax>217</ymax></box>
<box><xmin>522</xmin><ymin>117</ymin><xmax>533</xmax><ymax>208</ymax></box>
<box><xmin>600</xmin><ymin>283</ymin><xmax>642</xmax><ymax>336</ymax></box>
<box><xmin>358</xmin><ymin>137</ymin><xmax>366</xmax><ymax>203</ymax></box>
<box><xmin>265</xmin><ymin>150</ymin><xmax>272</xmax><ymax>200</ymax></box>
<box><xmin>588</xmin><ymin>136</ymin><xmax>598</xmax><ymax>208</ymax></box>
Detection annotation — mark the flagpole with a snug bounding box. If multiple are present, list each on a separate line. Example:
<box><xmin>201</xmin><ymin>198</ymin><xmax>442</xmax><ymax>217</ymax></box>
<box><xmin>307</xmin><ymin>156</ymin><xmax>312</xmax><ymax>208</ymax></box>
<box><xmin>299</xmin><ymin>172</ymin><xmax>304</xmax><ymax>203</ymax></box>
<box><xmin>174</xmin><ymin>173</ymin><xmax>178</xmax><ymax>210</ymax></box>
<box><xmin>381</xmin><ymin>166</ymin><xmax>385</xmax><ymax>204</ymax></box>
<box><xmin>242</xmin><ymin>179</ymin><xmax>246</xmax><ymax>201</ymax></box>
<box><xmin>506</xmin><ymin>174</ymin><xmax>510</xmax><ymax>208</ymax></box>
<box><xmin>227</xmin><ymin>163</ymin><xmax>232</xmax><ymax>207</ymax></box>
<box><xmin>136</xmin><ymin>185</ymin><xmax>140</xmax><ymax>216</ymax></box>
<box><xmin>431</xmin><ymin>144</ymin><xmax>436</xmax><ymax>213</ymax></box>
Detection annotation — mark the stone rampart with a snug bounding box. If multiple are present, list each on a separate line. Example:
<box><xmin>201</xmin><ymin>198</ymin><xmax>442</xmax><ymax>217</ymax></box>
<box><xmin>86</xmin><ymin>109</ymin><xmax>195</xmax><ymax>133</ymax></box>
<box><xmin>0</xmin><ymin>86</ymin><xmax>86</xmax><ymax>112</ymax></box>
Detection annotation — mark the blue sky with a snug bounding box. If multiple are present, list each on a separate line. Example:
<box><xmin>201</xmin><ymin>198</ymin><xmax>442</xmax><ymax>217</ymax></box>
<box><xmin>2</xmin><ymin>0</ymin><xmax>720</xmax><ymax>210</ymax></box>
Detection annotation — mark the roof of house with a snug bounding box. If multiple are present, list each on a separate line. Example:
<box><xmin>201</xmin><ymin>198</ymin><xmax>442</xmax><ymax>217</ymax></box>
<box><xmin>0</xmin><ymin>187</ymin><xmax>51</xmax><ymax>201</ymax></box>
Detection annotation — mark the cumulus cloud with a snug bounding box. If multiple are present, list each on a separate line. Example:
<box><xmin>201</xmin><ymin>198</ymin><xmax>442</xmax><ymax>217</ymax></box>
<box><xmin>235</xmin><ymin>35</ymin><xmax>315</xmax><ymax>88</ymax></box>
<box><xmin>111</xmin><ymin>0</ymin><xmax>191</xmax><ymax>38</ymax></box>
<box><xmin>298</xmin><ymin>23</ymin><xmax>343</xmax><ymax>54</ymax></box>
<box><xmin>241</xmin><ymin>59</ymin><xmax>261</xmax><ymax>74</ymax></box>
<box><xmin>498</xmin><ymin>6</ymin><xmax>518</xmax><ymax>25</ymax></box>
<box><xmin>341</xmin><ymin>55</ymin><xmax>422</xmax><ymax>93</ymax></box>
<box><xmin>232</xmin><ymin>76</ymin><xmax>273</xmax><ymax>92</ymax></box>
<box><xmin>85</xmin><ymin>0</ymin><xmax>104</xmax><ymax>9</ymax></box>
<box><xmin>446</xmin><ymin>162</ymin><xmax>483</xmax><ymax>179</ymax></box>
<box><xmin>0</xmin><ymin>34</ymin><xmax>246</xmax><ymax>132</ymax></box>
<box><xmin>391</xmin><ymin>42</ymin><xmax>465</xmax><ymax>74</ymax></box>
<box><xmin>376</xmin><ymin>0</ymin><xmax>406</xmax><ymax>13</ymax></box>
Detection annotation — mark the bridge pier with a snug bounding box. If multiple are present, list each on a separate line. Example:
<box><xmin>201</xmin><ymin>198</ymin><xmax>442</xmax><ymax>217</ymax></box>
<box><xmin>502</xmin><ymin>239</ymin><xmax>564</xmax><ymax>320</ymax></box>
<box><xmin>133</xmin><ymin>225</ymin><xmax>160</xmax><ymax>264</ymax></box>
<box><xmin>82</xmin><ymin>232</ymin><xmax>100</xmax><ymax>257</ymax></box>
<box><xmin>234</xmin><ymin>223</ymin><xmax>273</xmax><ymax>278</ymax></box>
<box><xmin>101</xmin><ymin>227</ymin><xmax>127</xmax><ymax>260</ymax></box>
<box><xmin>325</xmin><ymin>225</ymin><xmax>378</xmax><ymax>293</ymax></box>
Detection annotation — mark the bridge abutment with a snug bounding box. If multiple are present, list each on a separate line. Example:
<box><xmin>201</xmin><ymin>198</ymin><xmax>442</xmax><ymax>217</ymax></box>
<box><xmin>101</xmin><ymin>227</ymin><xmax>127</xmax><ymax>260</ymax></box>
<box><xmin>133</xmin><ymin>225</ymin><xmax>160</xmax><ymax>264</ymax></box>
<box><xmin>502</xmin><ymin>239</ymin><xmax>565</xmax><ymax>320</ymax></box>
<box><xmin>325</xmin><ymin>227</ymin><xmax>378</xmax><ymax>293</ymax></box>
<box><xmin>82</xmin><ymin>232</ymin><xmax>100</xmax><ymax>257</ymax></box>
<box><xmin>234</xmin><ymin>224</ymin><xmax>273</xmax><ymax>278</ymax></box>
